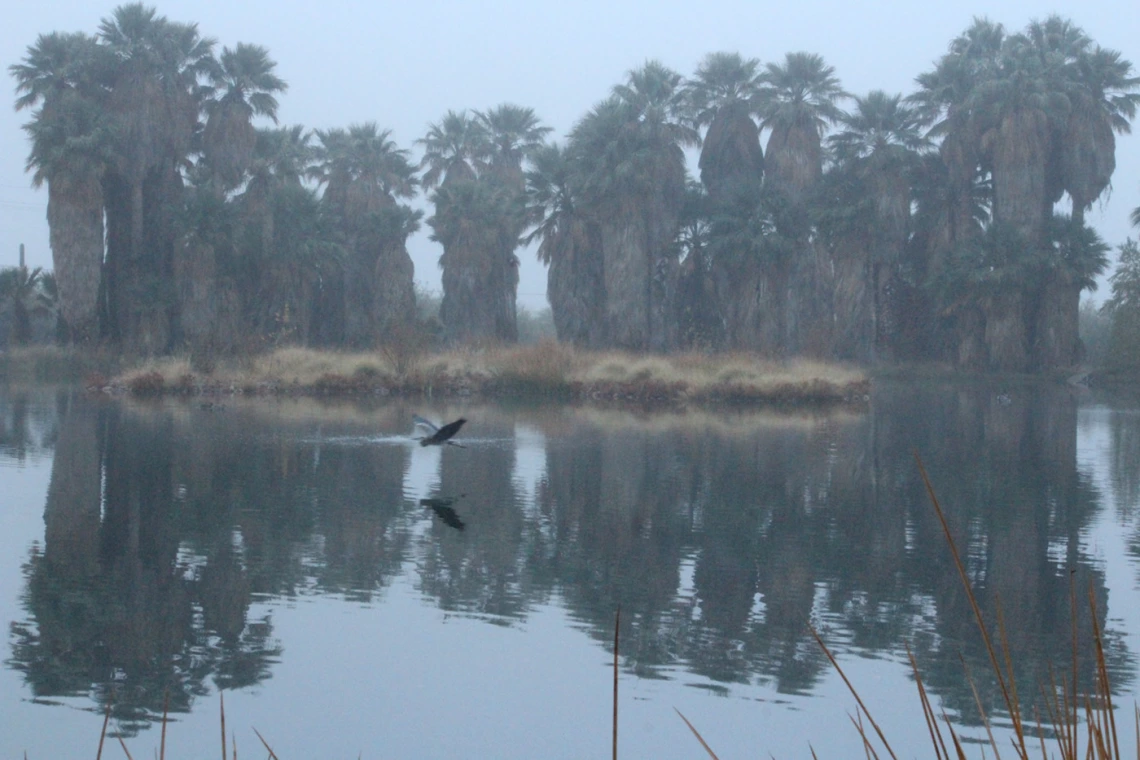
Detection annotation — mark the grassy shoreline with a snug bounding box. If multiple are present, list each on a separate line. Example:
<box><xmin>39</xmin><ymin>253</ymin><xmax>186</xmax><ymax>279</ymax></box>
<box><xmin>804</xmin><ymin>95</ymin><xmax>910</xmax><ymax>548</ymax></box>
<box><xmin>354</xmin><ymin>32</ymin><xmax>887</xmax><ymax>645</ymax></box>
<box><xmin>89</xmin><ymin>343</ymin><xmax>870</xmax><ymax>407</ymax></box>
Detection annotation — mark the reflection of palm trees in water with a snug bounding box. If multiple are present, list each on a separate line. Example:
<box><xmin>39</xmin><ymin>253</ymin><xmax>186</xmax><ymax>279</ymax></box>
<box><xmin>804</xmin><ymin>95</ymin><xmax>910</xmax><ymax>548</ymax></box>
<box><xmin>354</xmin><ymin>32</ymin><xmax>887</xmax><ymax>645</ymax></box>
<box><xmin>874</xmin><ymin>382</ymin><xmax>1112</xmax><ymax>723</ymax></box>
<box><xmin>0</xmin><ymin>392</ymin><xmax>58</xmax><ymax>462</ymax></box>
<box><xmin>414</xmin><ymin>416</ymin><xmax>527</xmax><ymax>617</ymax></box>
<box><xmin>11</xmin><ymin>397</ymin><xmax>283</xmax><ymax>735</ymax></box>
<box><xmin>8</xmin><ymin>389</ymin><xmax>1130</xmax><ymax>735</ymax></box>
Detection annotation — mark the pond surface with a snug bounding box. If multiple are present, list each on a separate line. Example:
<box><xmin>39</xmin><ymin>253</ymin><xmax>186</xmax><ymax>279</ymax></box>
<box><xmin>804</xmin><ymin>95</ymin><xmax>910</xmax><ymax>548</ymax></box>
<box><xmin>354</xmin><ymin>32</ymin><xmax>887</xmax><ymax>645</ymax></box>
<box><xmin>1</xmin><ymin>381</ymin><xmax>1139</xmax><ymax>758</ymax></box>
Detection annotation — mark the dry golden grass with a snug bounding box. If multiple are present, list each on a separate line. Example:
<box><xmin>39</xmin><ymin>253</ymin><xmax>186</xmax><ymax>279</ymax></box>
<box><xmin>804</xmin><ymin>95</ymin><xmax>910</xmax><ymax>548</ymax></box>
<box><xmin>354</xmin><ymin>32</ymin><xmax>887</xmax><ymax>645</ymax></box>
<box><xmin>110</xmin><ymin>343</ymin><xmax>868</xmax><ymax>406</ymax></box>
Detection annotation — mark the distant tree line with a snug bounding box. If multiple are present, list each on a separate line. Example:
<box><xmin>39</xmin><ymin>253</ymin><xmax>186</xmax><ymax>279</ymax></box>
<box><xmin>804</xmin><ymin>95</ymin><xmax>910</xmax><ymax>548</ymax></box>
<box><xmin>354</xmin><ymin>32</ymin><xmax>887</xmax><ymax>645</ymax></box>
<box><xmin>10</xmin><ymin>5</ymin><xmax>1140</xmax><ymax>371</ymax></box>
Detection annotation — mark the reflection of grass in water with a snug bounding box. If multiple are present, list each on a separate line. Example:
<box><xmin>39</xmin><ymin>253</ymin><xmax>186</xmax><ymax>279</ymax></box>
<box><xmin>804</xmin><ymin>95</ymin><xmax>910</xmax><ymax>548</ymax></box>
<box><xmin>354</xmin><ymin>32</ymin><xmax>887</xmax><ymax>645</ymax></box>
<box><xmin>0</xmin><ymin>345</ymin><xmax>113</xmax><ymax>383</ymax></box>
<box><xmin>111</xmin><ymin>344</ymin><xmax>868</xmax><ymax>405</ymax></box>
<box><xmin>117</xmin><ymin>391</ymin><xmax>866</xmax><ymax>446</ymax></box>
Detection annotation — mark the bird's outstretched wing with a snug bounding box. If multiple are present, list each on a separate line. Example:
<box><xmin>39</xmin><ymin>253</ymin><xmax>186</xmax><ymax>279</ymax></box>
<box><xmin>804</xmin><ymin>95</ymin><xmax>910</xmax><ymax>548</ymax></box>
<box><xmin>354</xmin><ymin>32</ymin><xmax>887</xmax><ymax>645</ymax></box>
<box><xmin>420</xmin><ymin>417</ymin><xmax>467</xmax><ymax>446</ymax></box>
<box><xmin>412</xmin><ymin>414</ymin><xmax>439</xmax><ymax>434</ymax></box>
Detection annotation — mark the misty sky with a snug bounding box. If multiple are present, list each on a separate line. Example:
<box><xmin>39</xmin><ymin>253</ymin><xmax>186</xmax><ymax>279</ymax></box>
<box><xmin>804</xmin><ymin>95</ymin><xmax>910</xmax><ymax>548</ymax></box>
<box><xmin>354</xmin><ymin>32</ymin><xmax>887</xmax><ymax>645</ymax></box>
<box><xmin>2</xmin><ymin>0</ymin><xmax>1138</xmax><ymax>309</ymax></box>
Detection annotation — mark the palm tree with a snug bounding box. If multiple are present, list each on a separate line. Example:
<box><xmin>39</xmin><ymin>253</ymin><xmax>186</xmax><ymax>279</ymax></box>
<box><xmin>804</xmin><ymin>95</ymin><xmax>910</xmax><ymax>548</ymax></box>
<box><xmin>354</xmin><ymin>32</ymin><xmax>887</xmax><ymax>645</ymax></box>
<box><xmin>99</xmin><ymin>4</ymin><xmax>214</xmax><ymax>254</ymax></box>
<box><xmin>313</xmin><ymin>123</ymin><xmax>419</xmax><ymax>344</ymax></box>
<box><xmin>829</xmin><ymin>91</ymin><xmax>928</xmax><ymax>359</ymax></box>
<box><xmin>417</xmin><ymin>110</ymin><xmax>488</xmax><ymax>189</ymax></box>
<box><xmin>674</xmin><ymin>182</ymin><xmax>722</xmax><ymax>348</ymax></box>
<box><xmin>428</xmin><ymin>177</ymin><xmax>521</xmax><ymax>343</ymax></box>
<box><xmin>11</xmin><ymin>31</ymin><xmax>111</xmax><ymax>344</ymax></box>
<box><xmin>753</xmin><ymin>52</ymin><xmax>846</xmax><ymax>356</ymax></box>
<box><xmin>972</xmin><ymin>24</ymin><xmax>1073</xmax><ymax>246</ymax></box>
<box><xmin>244</xmin><ymin>125</ymin><xmax>312</xmax><ymax>252</ymax></box>
<box><xmin>684</xmin><ymin>51</ymin><xmax>765</xmax><ymax>202</ymax></box>
<box><xmin>422</xmin><ymin>108</ymin><xmax>533</xmax><ymax>344</ymax></box>
<box><xmin>1057</xmin><ymin>44</ymin><xmax>1140</xmax><ymax>225</ymax></box>
<box><xmin>1035</xmin><ymin>214</ymin><xmax>1109</xmax><ymax>367</ymax></box>
<box><xmin>0</xmin><ymin>266</ymin><xmax>54</xmax><ymax>346</ymax></box>
<box><xmin>475</xmin><ymin>104</ymin><xmax>550</xmax><ymax>342</ymax></box>
<box><xmin>972</xmin><ymin>17</ymin><xmax>1134</xmax><ymax>369</ymax></box>
<box><xmin>911</xmin><ymin>18</ymin><xmax>1004</xmax><ymax>253</ymax></box>
<box><xmin>756</xmin><ymin>52</ymin><xmax>846</xmax><ymax>204</ymax></box>
<box><xmin>910</xmin><ymin>19</ymin><xmax>1006</xmax><ymax>368</ymax></box>
<box><xmin>524</xmin><ymin>142</ymin><xmax>603</xmax><ymax>345</ymax></box>
<box><xmin>571</xmin><ymin>62</ymin><xmax>698</xmax><ymax>350</ymax></box>
<box><xmin>98</xmin><ymin>3</ymin><xmax>216</xmax><ymax>351</ymax></box>
<box><xmin>202</xmin><ymin>42</ymin><xmax>287</xmax><ymax>191</ymax></box>
<box><xmin>1102</xmin><ymin>239</ymin><xmax>1140</xmax><ymax>370</ymax></box>
<box><xmin>476</xmin><ymin>104</ymin><xmax>551</xmax><ymax>184</ymax></box>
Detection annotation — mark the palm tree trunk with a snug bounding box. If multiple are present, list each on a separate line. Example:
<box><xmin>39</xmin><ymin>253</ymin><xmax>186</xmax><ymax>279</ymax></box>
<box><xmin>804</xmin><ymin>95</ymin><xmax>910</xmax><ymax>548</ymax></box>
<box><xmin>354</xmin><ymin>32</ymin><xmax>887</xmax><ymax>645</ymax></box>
<box><xmin>374</xmin><ymin>241</ymin><xmax>416</xmax><ymax>330</ymax></box>
<box><xmin>1032</xmin><ymin>275</ymin><xmax>1081</xmax><ymax>369</ymax></box>
<box><xmin>47</xmin><ymin>173</ymin><xmax>105</xmax><ymax>344</ymax></box>
<box><xmin>602</xmin><ymin>216</ymin><xmax>650</xmax><ymax>350</ymax></box>
<box><xmin>131</xmin><ymin>179</ymin><xmax>145</xmax><ymax>264</ymax></box>
<box><xmin>956</xmin><ymin>305</ymin><xmax>987</xmax><ymax>370</ymax></box>
<box><xmin>985</xmin><ymin>290</ymin><xmax>1030</xmax><ymax>372</ymax></box>
<box><xmin>44</xmin><ymin>396</ymin><xmax>103</xmax><ymax>575</ymax></box>
<box><xmin>993</xmin><ymin>108</ymin><xmax>1049</xmax><ymax>245</ymax></box>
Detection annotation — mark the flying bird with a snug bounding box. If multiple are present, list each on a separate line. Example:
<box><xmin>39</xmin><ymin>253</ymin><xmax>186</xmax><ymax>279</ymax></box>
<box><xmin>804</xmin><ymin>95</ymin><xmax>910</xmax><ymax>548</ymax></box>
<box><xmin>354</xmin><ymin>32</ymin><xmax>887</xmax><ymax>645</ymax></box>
<box><xmin>413</xmin><ymin>414</ymin><xmax>467</xmax><ymax>447</ymax></box>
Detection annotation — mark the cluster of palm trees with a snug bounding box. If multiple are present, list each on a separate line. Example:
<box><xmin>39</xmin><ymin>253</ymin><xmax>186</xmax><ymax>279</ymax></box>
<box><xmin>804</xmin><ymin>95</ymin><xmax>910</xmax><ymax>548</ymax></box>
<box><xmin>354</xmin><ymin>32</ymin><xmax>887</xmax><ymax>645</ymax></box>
<box><xmin>12</xmin><ymin>6</ymin><xmax>1140</xmax><ymax>371</ymax></box>
<box><xmin>11</xmin><ymin>4</ymin><xmax>420</xmax><ymax>352</ymax></box>
<box><xmin>526</xmin><ymin>19</ymin><xmax>1138</xmax><ymax>370</ymax></box>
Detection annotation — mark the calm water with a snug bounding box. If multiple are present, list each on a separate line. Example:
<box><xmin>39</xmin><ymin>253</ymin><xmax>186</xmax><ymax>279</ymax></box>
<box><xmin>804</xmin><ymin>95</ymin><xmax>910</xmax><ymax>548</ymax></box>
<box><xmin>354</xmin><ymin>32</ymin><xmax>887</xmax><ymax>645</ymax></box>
<box><xmin>2</xmin><ymin>382</ymin><xmax>1140</xmax><ymax>758</ymax></box>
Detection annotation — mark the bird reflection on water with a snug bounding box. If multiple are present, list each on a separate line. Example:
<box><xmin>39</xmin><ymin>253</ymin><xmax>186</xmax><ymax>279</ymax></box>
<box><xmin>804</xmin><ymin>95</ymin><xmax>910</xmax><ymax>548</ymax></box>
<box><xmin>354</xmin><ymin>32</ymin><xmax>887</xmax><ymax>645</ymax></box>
<box><xmin>420</xmin><ymin>496</ymin><xmax>465</xmax><ymax>531</ymax></box>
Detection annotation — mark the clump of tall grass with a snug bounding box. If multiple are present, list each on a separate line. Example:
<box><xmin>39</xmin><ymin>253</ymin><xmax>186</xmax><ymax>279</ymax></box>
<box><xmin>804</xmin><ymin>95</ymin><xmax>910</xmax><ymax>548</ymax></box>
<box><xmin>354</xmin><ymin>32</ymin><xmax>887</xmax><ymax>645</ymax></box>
<box><xmin>108</xmin><ymin>344</ymin><xmax>869</xmax><ymax>406</ymax></box>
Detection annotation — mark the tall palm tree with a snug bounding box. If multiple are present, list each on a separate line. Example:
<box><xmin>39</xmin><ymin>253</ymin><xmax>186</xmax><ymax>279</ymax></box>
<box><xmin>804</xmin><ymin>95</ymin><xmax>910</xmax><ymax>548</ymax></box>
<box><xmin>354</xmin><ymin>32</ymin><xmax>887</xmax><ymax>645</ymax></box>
<box><xmin>750</xmin><ymin>52</ymin><xmax>845</xmax><ymax>355</ymax></box>
<box><xmin>11</xmin><ymin>31</ymin><xmax>111</xmax><ymax>344</ymax></box>
<box><xmin>422</xmin><ymin>107</ymin><xmax>534</xmax><ymax>344</ymax></box>
<box><xmin>99</xmin><ymin>4</ymin><xmax>214</xmax><ymax>258</ymax></box>
<box><xmin>970</xmin><ymin>17</ymin><xmax>1133</xmax><ymax>369</ymax></box>
<box><xmin>911</xmin><ymin>18</ymin><xmax>1004</xmax><ymax>251</ymax></box>
<box><xmin>829</xmin><ymin>91</ymin><xmax>928</xmax><ymax>359</ymax></box>
<box><xmin>971</xmin><ymin>24</ymin><xmax>1072</xmax><ymax>247</ymax></box>
<box><xmin>202</xmin><ymin>42</ymin><xmax>287</xmax><ymax>191</ymax></box>
<box><xmin>314</xmin><ymin>123</ymin><xmax>419</xmax><ymax>344</ymax></box>
<box><xmin>571</xmin><ymin>62</ymin><xmax>698</xmax><ymax>350</ymax></box>
<box><xmin>475</xmin><ymin>104</ymin><xmax>550</xmax><ymax>342</ymax></box>
<box><xmin>684</xmin><ymin>51</ymin><xmax>765</xmax><ymax>202</ymax></box>
<box><xmin>240</xmin><ymin>124</ymin><xmax>313</xmax><ymax>261</ymax></box>
<box><xmin>756</xmin><ymin>52</ymin><xmax>846</xmax><ymax>203</ymax></box>
<box><xmin>524</xmin><ymin>142</ymin><xmax>603</xmax><ymax>346</ymax></box>
<box><xmin>98</xmin><ymin>4</ymin><xmax>216</xmax><ymax>350</ymax></box>
<box><xmin>910</xmin><ymin>19</ymin><xmax>1006</xmax><ymax>368</ymax></box>
<box><xmin>428</xmin><ymin>177</ymin><xmax>521</xmax><ymax>343</ymax></box>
